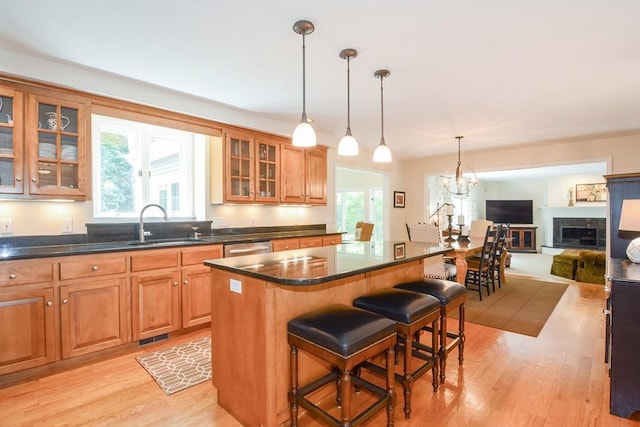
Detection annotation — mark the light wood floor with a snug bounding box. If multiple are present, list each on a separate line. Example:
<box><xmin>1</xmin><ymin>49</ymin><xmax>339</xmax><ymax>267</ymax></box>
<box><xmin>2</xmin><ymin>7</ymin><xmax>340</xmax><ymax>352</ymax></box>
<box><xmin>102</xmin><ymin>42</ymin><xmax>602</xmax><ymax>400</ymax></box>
<box><xmin>1</xmin><ymin>255</ymin><xmax>639</xmax><ymax>426</ymax></box>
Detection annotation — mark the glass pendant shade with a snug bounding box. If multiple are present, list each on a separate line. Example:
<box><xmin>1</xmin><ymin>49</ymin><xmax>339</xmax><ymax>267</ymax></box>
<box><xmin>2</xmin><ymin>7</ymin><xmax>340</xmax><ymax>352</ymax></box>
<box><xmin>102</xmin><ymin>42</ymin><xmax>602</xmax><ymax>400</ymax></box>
<box><xmin>293</xmin><ymin>119</ymin><xmax>316</xmax><ymax>147</ymax></box>
<box><xmin>373</xmin><ymin>139</ymin><xmax>392</xmax><ymax>163</ymax></box>
<box><xmin>338</xmin><ymin>131</ymin><xmax>359</xmax><ymax>156</ymax></box>
<box><xmin>443</xmin><ymin>136</ymin><xmax>477</xmax><ymax>195</ymax></box>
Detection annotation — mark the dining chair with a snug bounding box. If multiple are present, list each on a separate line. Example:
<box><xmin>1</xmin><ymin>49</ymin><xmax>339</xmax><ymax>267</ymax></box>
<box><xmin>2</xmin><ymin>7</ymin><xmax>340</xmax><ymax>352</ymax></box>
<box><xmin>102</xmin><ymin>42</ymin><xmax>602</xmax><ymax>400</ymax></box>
<box><xmin>355</xmin><ymin>221</ymin><xmax>374</xmax><ymax>241</ymax></box>
<box><xmin>469</xmin><ymin>219</ymin><xmax>494</xmax><ymax>240</ymax></box>
<box><xmin>406</xmin><ymin>223</ymin><xmax>457</xmax><ymax>280</ymax></box>
<box><xmin>464</xmin><ymin>225</ymin><xmax>496</xmax><ymax>300</ymax></box>
<box><xmin>488</xmin><ymin>224</ymin><xmax>510</xmax><ymax>291</ymax></box>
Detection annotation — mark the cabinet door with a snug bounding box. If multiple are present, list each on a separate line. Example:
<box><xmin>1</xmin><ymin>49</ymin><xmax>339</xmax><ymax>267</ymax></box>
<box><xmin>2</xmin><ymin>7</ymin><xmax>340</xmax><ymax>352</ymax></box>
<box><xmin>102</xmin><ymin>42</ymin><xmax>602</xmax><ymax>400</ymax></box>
<box><xmin>26</xmin><ymin>94</ymin><xmax>88</xmax><ymax>198</ymax></box>
<box><xmin>60</xmin><ymin>278</ymin><xmax>128</xmax><ymax>359</ymax></box>
<box><xmin>255</xmin><ymin>138</ymin><xmax>280</xmax><ymax>203</ymax></box>
<box><xmin>323</xmin><ymin>234</ymin><xmax>343</xmax><ymax>246</ymax></box>
<box><xmin>305</xmin><ymin>146</ymin><xmax>327</xmax><ymax>205</ymax></box>
<box><xmin>280</xmin><ymin>144</ymin><xmax>306</xmax><ymax>204</ymax></box>
<box><xmin>0</xmin><ymin>87</ymin><xmax>24</xmax><ymax>194</ymax></box>
<box><xmin>131</xmin><ymin>270</ymin><xmax>181</xmax><ymax>340</ymax></box>
<box><xmin>182</xmin><ymin>265</ymin><xmax>212</xmax><ymax>328</ymax></box>
<box><xmin>0</xmin><ymin>287</ymin><xmax>56</xmax><ymax>375</ymax></box>
<box><xmin>225</xmin><ymin>133</ymin><xmax>254</xmax><ymax>202</ymax></box>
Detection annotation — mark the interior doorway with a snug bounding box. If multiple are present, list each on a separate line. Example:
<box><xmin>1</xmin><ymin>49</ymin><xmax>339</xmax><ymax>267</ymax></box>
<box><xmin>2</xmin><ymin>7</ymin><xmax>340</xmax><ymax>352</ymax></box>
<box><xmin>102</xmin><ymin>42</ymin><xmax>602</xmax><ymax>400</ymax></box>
<box><xmin>335</xmin><ymin>167</ymin><xmax>384</xmax><ymax>245</ymax></box>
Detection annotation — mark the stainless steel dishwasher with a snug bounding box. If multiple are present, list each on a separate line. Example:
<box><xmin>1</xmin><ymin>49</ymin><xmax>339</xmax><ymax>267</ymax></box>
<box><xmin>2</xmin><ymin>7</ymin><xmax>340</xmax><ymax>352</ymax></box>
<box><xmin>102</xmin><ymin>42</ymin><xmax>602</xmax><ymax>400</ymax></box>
<box><xmin>223</xmin><ymin>241</ymin><xmax>272</xmax><ymax>257</ymax></box>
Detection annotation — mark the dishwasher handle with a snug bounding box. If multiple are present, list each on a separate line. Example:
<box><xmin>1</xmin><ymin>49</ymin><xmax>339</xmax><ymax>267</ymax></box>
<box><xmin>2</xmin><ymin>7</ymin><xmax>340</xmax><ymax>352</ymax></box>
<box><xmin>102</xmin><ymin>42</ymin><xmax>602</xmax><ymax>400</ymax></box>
<box><xmin>228</xmin><ymin>246</ymin><xmax>268</xmax><ymax>255</ymax></box>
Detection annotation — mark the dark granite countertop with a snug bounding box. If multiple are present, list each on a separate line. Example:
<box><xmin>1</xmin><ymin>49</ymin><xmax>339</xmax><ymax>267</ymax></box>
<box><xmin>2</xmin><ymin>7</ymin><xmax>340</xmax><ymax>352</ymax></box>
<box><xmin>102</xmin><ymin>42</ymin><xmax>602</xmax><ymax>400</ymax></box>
<box><xmin>0</xmin><ymin>229</ymin><xmax>342</xmax><ymax>261</ymax></box>
<box><xmin>608</xmin><ymin>258</ymin><xmax>640</xmax><ymax>282</ymax></box>
<box><xmin>204</xmin><ymin>240</ymin><xmax>448</xmax><ymax>286</ymax></box>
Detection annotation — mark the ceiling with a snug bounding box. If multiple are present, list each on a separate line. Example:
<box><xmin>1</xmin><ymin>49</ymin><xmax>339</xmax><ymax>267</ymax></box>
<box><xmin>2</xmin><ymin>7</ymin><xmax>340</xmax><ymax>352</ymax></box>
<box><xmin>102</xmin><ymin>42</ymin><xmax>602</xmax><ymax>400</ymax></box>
<box><xmin>1</xmin><ymin>1</ymin><xmax>639</xmax><ymax>160</ymax></box>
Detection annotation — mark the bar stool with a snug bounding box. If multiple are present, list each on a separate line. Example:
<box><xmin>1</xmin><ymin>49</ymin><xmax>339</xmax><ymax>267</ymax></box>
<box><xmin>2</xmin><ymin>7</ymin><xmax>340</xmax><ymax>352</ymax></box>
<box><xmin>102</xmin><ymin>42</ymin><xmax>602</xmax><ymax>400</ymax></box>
<box><xmin>353</xmin><ymin>288</ymin><xmax>440</xmax><ymax>419</ymax></box>
<box><xmin>395</xmin><ymin>278</ymin><xmax>466</xmax><ymax>384</ymax></box>
<box><xmin>288</xmin><ymin>304</ymin><xmax>397</xmax><ymax>426</ymax></box>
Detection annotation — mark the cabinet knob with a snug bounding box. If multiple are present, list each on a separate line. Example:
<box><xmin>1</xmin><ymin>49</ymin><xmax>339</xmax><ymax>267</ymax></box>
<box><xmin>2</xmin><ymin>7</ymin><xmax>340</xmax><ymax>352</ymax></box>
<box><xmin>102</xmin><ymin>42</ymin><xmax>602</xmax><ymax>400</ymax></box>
<box><xmin>9</xmin><ymin>273</ymin><xmax>16</xmax><ymax>279</ymax></box>
<box><xmin>47</xmin><ymin>301</ymin><xmax>53</xmax><ymax>306</ymax></box>
<box><xmin>31</xmin><ymin>177</ymin><xmax>37</xmax><ymax>182</ymax></box>
<box><xmin>92</xmin><ymin>266</ymin><xmax>99</xmax><ymax>271</ymax></box>
<box><xmin>603</xmin><ymin>309</ymin><xmax>610</xmax><ymax>315</ymax></box>
<box><xmin>173</xmin><ymin>281</ymin><xmax>179</xmax><ymax>286</ymax></box>
<box><xmin>15</xmin><ymin>177</ymin><xmax>21</xmax><ymax>182</ymax></box>
<box><xmin>63</xmin><ymin>298</ymin><xmax>69</xmax><ymax>304</ymax></box>
<box><xmin>183</xmin><ymin>280</ymin><xmax>189</xmax><ymax>285</ymax></box>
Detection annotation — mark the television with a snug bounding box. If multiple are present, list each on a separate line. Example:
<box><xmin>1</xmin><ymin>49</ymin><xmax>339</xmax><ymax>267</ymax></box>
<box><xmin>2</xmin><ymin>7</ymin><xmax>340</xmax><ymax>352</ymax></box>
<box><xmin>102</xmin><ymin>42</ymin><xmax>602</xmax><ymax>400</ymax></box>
<box><xmin>486</xmin><ymin>200</ymin><xmax>533</xmax><ymax>225</ymax></box>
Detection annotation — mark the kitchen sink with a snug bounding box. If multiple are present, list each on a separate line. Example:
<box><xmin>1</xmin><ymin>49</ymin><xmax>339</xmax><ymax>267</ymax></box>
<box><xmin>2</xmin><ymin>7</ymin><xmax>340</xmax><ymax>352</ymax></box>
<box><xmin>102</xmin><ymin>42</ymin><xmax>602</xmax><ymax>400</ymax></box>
<box><xmin>127</xmin><ymin>238</ymin><xmax>204</xmax><ymax>246</ymax></box>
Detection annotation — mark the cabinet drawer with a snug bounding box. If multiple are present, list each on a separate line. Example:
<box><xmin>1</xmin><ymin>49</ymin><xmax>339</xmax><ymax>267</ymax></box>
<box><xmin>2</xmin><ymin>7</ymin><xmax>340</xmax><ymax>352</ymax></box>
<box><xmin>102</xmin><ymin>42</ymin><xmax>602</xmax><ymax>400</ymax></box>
<box><xmin>272</xmin><ymin>238</ymin><xmax>300</xmax><ymax>252</ymax></box>
<box><xmin>0</xmin><ymin>262</ymin><xmax>55</xmax><ymax>286</ymax></box>
<box><xmin>60</xmin><ymin>256</ymin><xmax>127</xmax><ymax>280</ymax></box>
<box><xmin>322</xmin><ymin>235</ymin><xmax>343</xmax><ymax>246</ymax></box>
<box><xmin>182</xmin><ymin>245</ymin><xmax>223</xmax><ymax>266</ymax></box>
<box><xmin>130</xmin><ymin>250</ymin><xmax>179</xmax><ymax>272</ymax></box>
<box><xmin>299</xmin><ymin>237</ymin><xmax>323</xmax><ymax>248</ymax></box>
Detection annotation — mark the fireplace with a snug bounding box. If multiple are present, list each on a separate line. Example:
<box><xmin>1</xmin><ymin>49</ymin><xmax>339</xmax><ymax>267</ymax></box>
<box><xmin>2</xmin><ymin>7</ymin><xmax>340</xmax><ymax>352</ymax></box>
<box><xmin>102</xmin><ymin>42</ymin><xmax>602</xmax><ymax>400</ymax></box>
<box><xmin>553</xmin><ymin>217</ymin><xmax>605</xmax><ymax>250</ymax></box>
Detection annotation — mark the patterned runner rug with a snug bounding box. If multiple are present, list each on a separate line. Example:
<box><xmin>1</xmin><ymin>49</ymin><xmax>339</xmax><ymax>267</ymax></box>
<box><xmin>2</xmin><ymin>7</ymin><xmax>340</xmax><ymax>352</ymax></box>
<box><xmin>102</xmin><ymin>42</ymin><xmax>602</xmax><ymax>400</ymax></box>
<box><xmin>136</xmin><ymin>336</ymin><xmax>211</xmax><ymax>395</ymax></box>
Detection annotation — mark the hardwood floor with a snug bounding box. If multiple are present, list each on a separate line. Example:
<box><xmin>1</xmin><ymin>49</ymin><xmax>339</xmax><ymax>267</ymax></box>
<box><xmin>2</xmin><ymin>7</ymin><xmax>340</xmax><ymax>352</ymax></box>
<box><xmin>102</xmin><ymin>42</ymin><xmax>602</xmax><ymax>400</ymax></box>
<box><xmin>1</xmin><ymin>264</ymin><xmax>639</xmax><ymax>426</ymax></box>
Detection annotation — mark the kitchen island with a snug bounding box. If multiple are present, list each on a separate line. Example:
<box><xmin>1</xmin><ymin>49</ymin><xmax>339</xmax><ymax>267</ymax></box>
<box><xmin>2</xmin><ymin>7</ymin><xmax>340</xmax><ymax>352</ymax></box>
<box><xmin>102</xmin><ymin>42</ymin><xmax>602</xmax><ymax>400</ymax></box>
<box><xmin>204</xmin><ymin>240</ymin><xmax>447</xmax><ymax>427</ymax></box>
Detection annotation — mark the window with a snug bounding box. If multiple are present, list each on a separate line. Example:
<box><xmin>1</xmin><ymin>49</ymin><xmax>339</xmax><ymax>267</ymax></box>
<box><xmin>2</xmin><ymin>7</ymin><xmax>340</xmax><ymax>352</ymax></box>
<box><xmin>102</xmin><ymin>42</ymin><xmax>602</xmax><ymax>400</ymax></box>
<box><xmin>92</xmin><ymin>114</ymin><xmax>203</xmax><ymax>219</ymax></box>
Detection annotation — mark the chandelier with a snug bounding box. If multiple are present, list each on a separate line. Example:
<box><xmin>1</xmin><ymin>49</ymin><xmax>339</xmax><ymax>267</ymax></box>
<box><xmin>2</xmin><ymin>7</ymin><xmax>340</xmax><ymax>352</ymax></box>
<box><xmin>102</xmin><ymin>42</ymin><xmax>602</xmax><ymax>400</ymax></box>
<box><xmin>442</xmin><ymin>136</ymin><xmax>477</xmax><ymax>195</ymax></box>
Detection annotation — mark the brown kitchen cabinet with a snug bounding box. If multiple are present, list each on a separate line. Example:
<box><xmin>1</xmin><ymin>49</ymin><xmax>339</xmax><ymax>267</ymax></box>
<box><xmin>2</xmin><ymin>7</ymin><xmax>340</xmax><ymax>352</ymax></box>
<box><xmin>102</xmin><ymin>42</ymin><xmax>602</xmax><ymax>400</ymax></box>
<box><xmin>280</xmin><ymin>144</ymin><xmax>327</xmax><ymax>205</ymax></box>
<box><xmin>180</xmin><ymin>245</ymin><xmax>222</xmax><ymax>328</ymax></box>
<box><xmin>0</xmin><ymin>259</ymin><xmax>57</xmax><ymax>375</ymax></box>
<box><xmin>59</xmin><ymin>255</ymin><xmax>129</xmax><ymax>359</ymax></box>
<box><xmin>224</xmin><ymin>132</ymin><xmax>281</xmax><ymax>203</ymax></box>
<box><xmin>299</xmin><ymin>236</ymin><xmax>323</xmax><ymax>248</ymax></box>
<box><xmin>322</xmin><ymin>234</ymin><xmax>343</xmax><ymax>246</ymax></box>
<box><xmin>0</xmin><ymin>86</ymin><xmax>25</xmax><ymax>194</ymax></box>
<box><xmin>25</xmin><ymin>92</ymin><xmax>89</xmax><ymax>199</ymax></box>
<box><xmin>130</xmin><ymin>249</ymin><xmax>181</xmax><ymax>340</ymax></box>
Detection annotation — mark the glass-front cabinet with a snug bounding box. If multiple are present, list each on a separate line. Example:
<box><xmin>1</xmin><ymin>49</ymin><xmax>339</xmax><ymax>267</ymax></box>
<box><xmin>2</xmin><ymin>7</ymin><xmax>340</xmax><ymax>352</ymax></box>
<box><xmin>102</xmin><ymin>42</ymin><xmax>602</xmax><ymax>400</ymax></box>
<box><xmin>224</xmin><ymin>132</ymin><xmax>280</xmax><ymax>203</ymax></box>
<box><xmin>26</xmin><ymin>94</ymin><xmax>88</xmax><ymax>198</ymax></box>
<box><xmin>0</xmin><ymin>87</ymin><xmax>24</xmax><ymax>194</ymax></box>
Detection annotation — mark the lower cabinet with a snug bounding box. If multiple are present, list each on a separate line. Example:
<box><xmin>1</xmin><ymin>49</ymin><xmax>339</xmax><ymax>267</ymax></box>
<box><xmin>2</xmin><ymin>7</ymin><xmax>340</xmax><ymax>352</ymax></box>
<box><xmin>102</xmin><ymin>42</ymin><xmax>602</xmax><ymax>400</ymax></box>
<box><xmin>0</xmin><ymin>286</ymin><xmax>56</xmax><ymax>375</ymax></box>
<box><xmin>181</xmin><ymin>265</ymin><xmax>212</xmax><ymax>328</ymax></box>
<box><xmin>60</xmin><ymin>278</ymin><xmax>128</xmax><ymax>359</ymax></box>
<box><xmin>131</xmin><ymin>270</ymin><xmax>182</xmax><ymax>341</ymax></box>
<box><xmin>508</xmin><ymin>226</ymin><xmax>537</xmax><ymax>253</ymax></box>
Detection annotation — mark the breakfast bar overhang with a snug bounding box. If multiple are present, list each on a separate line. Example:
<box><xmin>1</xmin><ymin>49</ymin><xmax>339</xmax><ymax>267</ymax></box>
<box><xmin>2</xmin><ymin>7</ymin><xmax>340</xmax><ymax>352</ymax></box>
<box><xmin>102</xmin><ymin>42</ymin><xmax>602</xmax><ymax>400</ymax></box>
<box><xmin>204</xmin><ymin>241</ymin><xmax>447</xmax><ymax>426</ymax></box>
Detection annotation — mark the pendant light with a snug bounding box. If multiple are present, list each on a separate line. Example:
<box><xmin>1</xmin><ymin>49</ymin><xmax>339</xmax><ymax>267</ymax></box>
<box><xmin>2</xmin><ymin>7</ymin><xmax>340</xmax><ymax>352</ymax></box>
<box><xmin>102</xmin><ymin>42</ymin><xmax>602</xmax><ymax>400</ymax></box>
<box><xmin>292</xmin><ymin>20</ymin><xmax>316</xmax><ymax>147</ymax></box>
<box><xmin>373</xmin><ymin>69</ymin><xmax>392</xmax><ymax>163</ymax></box>
<box><xmin>442</xmin><ymin>136</ymin><xmax>477</xmax><ymax>195</ymax></box>
<box><xmin>337</xmin><ymin>48</ymin><xmax>359</xmax><ymax>156</ymax></box>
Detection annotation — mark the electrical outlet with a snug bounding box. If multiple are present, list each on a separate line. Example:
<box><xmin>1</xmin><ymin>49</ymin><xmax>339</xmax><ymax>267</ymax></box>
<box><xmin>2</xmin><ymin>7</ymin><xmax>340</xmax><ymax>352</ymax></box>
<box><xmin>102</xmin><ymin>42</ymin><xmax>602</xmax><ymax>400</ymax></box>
<box><xmin>1</xmin><ymin>219</ymin><xmax>13</xmax><ymax>234</ymax></box>
<box><xmin>230</xmin><ymin>278</ymin><xmax>242</xmax><ymax>294</ymax></box>
<box><xmin>212</xmin><ymin>217</ymin><xmax>228</xmax><ymax>227</ymax></box>
<box><xmin>61</xmin><ymin>218</ymin><xmax>73</xmax><ymax>234</ymax></box>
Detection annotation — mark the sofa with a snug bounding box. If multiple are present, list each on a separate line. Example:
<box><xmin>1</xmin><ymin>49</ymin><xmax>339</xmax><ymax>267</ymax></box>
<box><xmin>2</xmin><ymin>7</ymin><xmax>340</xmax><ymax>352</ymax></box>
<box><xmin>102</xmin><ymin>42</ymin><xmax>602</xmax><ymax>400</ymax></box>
<box><xmin>550</xmin><ymin>249</ymin><xmax>605</xmax><ymax>285</ymax></box>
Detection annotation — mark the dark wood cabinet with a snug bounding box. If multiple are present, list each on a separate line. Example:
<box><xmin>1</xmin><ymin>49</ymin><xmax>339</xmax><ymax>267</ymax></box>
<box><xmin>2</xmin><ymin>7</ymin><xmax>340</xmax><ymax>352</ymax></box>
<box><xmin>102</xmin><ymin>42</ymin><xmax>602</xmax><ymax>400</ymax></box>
<box><xmin>605</xmin><ymin>173</ymin><xmax>640</xmax><ymax>259</ymax></box>
<box><xmin>507</xmin><ymin>226</ymin><xmax>537</xmax><ymax>253</ymax></box>
<box><xmin>606</xmin><ymin>259</ymin><xmax>640</xmax><ymax>418</ymax></box>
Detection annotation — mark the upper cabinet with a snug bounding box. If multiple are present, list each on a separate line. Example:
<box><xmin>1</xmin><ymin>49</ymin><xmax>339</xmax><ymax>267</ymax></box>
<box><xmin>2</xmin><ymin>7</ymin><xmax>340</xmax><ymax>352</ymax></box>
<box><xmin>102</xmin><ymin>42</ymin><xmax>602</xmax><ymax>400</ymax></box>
<box><xmin>26</xmin><ymin>93</ymin><xmax>89</xmax><ymax>198</ymax></box>
<box><xmin>224</xmin><ymin>132</ymin><xmax>280</xmax><ymax>203</ymax></box>
<box><xmin>0</xmin><ymin>78</ymin><xmax>90</xmax><ymax>200</ymax></box>
<box><xmin>0</xmin><ymin>87</ymin><xmax>24</xmax><ymax>194</ymax></box>
<box><xmin>281</xmin><ymin>144</ymin><xmax>327</xmax><ymax>205</ymax></box>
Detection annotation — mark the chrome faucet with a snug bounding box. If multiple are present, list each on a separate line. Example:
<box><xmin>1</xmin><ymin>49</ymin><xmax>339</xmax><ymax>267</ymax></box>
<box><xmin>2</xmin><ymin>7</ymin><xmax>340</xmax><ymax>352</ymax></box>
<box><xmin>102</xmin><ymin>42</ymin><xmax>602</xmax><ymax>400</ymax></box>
<box><xmin>139</xmin><ymin>203</ymin><xmax>168</xmax><ymax>242</ymax></box>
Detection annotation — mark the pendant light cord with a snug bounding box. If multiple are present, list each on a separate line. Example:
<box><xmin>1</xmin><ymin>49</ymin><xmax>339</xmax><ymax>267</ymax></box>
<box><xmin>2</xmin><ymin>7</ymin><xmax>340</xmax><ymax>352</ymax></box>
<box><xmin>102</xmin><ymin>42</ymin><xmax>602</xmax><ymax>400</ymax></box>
<box><xmin>301</xmin><ymin>32</ymin><xmax>307</xmax><ymax>121</ymax></box>
<box><xmin>346</xmin><ymin>55</ymin><xmax>351</xmax><ymax>132</ymax></box>
<box><xmin>379</xmin><ymin>73</ymin><xmax>385</xmax><ymax>144</ymax></box>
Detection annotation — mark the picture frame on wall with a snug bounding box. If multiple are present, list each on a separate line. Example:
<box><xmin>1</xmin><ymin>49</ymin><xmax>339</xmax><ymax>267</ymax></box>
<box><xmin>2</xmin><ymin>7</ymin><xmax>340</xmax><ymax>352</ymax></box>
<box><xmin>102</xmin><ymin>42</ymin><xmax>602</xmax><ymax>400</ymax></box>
<box><xmin>575</xmin><ymin>183</ymin><xmax>607</xmax><ymax>202</ymax></box>
<box><xmin>394</xmin><ymin>191</ymin><xmax>405</xmax><ymax>208</ymax></box>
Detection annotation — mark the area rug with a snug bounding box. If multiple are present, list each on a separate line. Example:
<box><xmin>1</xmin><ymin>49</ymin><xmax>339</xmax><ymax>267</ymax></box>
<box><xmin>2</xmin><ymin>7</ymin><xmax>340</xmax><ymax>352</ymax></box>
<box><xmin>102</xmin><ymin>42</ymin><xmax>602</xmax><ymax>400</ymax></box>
<box><xmin>451</xmin><ymin>274</ymin><xmax>569</xmax><ymax>337</ymax></box>
<box><xmin>136</xmin><ymin>336</ymin><xmax>211</xmax><ymax>395</ymax></box>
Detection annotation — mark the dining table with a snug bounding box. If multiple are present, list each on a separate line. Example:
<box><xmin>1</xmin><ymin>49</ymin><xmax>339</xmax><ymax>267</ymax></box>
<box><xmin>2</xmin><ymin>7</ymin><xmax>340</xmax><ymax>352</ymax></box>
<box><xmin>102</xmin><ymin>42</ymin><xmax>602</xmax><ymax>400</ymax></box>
<box><xmin>444</xmin><ymin>237</ymin><xmax>503</xmax><ymax>284</ymax></box>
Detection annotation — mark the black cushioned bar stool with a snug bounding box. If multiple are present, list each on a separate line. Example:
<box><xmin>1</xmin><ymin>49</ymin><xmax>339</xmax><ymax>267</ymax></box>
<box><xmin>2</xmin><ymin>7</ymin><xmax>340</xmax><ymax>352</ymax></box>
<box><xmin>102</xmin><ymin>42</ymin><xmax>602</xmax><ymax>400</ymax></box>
<box><xmin>395</xmin><ymin>278</ymin><xmax>466</xmax><ymax>384</ymax></box>
<box><xmin>288</xmin><ymin>304</ymin><xmax>397</xmax><ymax>427</ymax></box>
<box><xmin>353</xmin><ymin>288</ymin><xmax>440</xmax><ymax>419</ymax></box>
